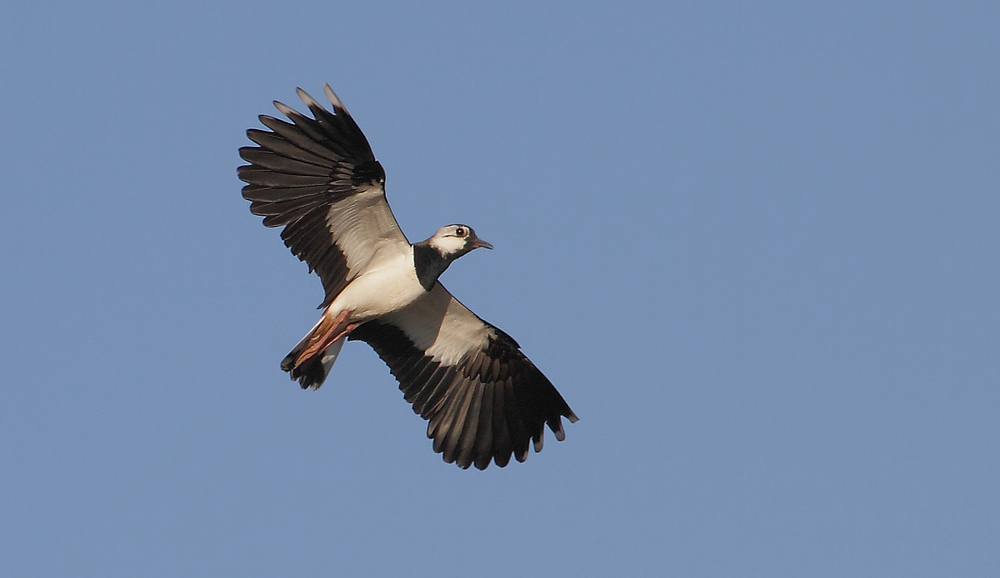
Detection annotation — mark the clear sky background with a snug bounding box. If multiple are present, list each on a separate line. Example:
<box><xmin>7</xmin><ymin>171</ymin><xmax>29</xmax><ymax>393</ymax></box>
<box><xmin>2</xmin><ymin>1</ymin><xmax>998</xmax><ymax>576</ymax></box>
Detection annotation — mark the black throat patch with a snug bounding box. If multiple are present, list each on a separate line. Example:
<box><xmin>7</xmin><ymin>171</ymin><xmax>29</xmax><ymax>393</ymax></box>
<box><xmin>412</xmin><ymin>243</ymin><xmax>452</xmax><ymax>291</ymax></box>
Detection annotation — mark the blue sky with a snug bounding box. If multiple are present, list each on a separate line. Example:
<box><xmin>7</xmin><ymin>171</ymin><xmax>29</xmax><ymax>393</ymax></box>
<box><xmin>2</xmin><ymin>1</ymin><xmax>998</xmax><ymax>576</ymax></box>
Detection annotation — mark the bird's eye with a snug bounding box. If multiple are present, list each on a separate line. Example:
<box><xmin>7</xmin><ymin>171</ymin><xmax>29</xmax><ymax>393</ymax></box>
<box><xmin>455</xmin><ymin>227</ymin><xmax>465</xmax><ymax>237</ymax></box>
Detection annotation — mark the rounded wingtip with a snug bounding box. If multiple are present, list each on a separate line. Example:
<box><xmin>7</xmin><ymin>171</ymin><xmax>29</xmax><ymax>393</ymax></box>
<box><xmin>272</xmin><ymin>100</ymin><xmax>295</xmax><ymax>117</ymax></box>
<box><xmin>296</xmin><ymin>87</ymin><xmax>320</xmax><ymax>108</ymax></box>
<box><xmin>324</xmin><ymin>83</ymin><xmax>345</xmax><ymax>110</ymax></box>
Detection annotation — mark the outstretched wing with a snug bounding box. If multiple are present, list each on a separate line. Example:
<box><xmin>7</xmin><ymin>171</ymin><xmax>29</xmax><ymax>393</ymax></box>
<box><xmin>238</xmin><ymin>85</ymin><xmax>410</xmax><ymax>307</ymax></box>
<box><xmin>349</xmin><ymin>283</ymin><xmax>578</xmax><ymax>470</ymax></box>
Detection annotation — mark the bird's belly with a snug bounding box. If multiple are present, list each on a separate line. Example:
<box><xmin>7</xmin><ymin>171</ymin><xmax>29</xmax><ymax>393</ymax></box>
<box><xmin>330</xmin><ymin>263</ymin><xmax>425</xmax><ymax>321</ymax></box>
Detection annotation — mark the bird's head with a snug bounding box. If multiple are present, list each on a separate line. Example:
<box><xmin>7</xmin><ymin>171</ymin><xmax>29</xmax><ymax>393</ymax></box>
<box><xmin>427</xmin><ymin>224</ymin><xmax>493</xmax><ymax>259</ymax></box>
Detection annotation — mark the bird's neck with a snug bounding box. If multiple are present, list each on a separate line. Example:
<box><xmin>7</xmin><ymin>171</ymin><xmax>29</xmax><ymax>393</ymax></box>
<box><xmin>412</xmin><ymin>243</ymin><xmax>453</xmax><ymax>291</ymax></box>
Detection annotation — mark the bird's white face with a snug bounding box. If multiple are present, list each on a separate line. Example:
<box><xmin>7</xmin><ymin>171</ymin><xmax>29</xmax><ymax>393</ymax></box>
<box><xmin>429</xmin><ymin>224</ymin><xmax>492</xmax><ymax>257</ymax></box>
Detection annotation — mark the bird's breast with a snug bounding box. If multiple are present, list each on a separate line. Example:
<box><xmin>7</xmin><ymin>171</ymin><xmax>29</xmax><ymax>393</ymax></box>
<box><xmin>329</xmin><ymin>252</ymin><xmax>426</xmax><ymax>322</ymax></box>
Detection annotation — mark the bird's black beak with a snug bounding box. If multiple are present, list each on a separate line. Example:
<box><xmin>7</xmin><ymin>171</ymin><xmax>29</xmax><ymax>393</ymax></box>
<box><xmin>470</xmin><ymin>238</ymin><xmax>493</xmax><ymax>250</ymax></box>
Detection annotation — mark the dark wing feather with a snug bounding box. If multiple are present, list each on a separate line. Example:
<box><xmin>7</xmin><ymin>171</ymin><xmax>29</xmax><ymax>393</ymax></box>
<box><xmin>349</xmin><ymin>283</ymin><xmax>578</xmax><ymax>470</ymax></box>
<box><xmin>238</xmin><ymin>85</ymin><xmax>409</xmax><ymax>307</ymax></box>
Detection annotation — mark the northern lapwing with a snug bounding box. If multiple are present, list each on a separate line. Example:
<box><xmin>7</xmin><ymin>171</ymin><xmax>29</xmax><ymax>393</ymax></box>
<box><xmin>238</xmin><ymin>85</ymin><xmax>577</xmax><ymax>470</ymax></box>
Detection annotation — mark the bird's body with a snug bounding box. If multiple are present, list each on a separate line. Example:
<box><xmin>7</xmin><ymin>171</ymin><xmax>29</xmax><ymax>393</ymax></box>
<box><xmin>239</xmin><ymin>85</ymin><xmax>576</xmax><ymax>469</ymax></box>
<box><xmin>328</xmin><ymin>247</ymin><xmax>424</xmax><ymax>321</ymax></box>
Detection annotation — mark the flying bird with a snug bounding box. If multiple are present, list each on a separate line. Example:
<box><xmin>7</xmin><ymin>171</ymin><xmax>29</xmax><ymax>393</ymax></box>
<box><xmin>238</xmin><ymin>84</ymin><xmax>577</xmax><ymax>469</ymax></box>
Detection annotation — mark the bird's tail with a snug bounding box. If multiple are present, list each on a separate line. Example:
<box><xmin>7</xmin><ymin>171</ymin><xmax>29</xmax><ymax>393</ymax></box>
<box><xmin>281</xmin><ymin>322</ymin><xmax>347</xmax><ymax>390</ymax></box>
